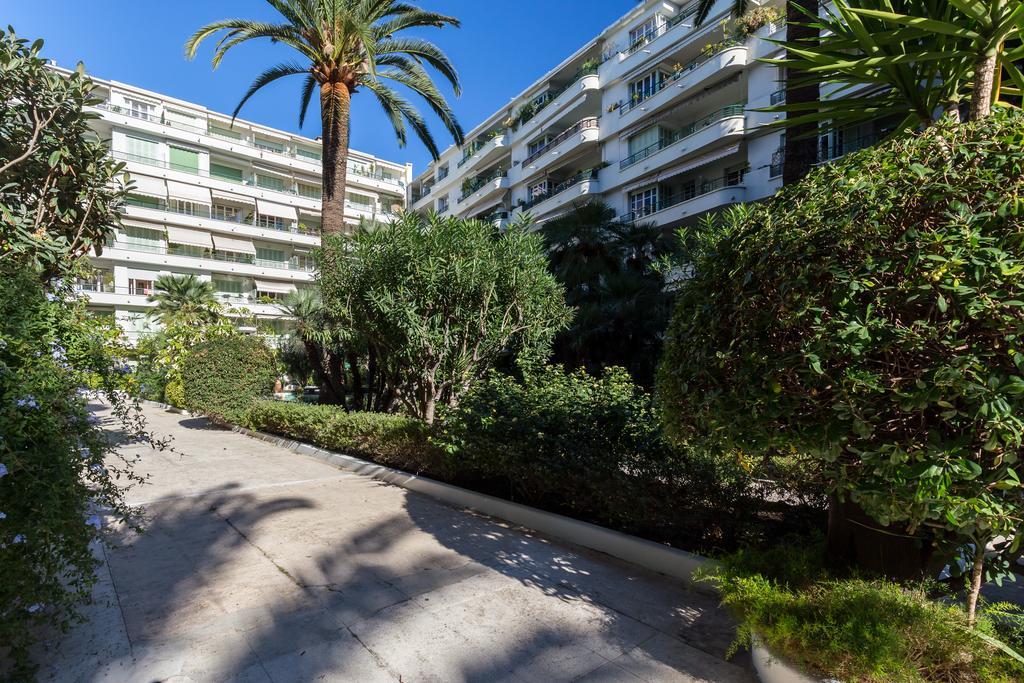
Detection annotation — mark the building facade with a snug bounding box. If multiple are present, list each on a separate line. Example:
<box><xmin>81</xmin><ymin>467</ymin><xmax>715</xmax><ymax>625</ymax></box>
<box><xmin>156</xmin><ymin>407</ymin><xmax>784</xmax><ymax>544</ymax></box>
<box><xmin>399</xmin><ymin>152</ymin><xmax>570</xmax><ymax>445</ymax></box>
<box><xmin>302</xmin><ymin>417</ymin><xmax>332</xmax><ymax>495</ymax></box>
<box><xmin>74</xmin><ymin>72</ymin><xmax>411</xmax><ymax>343</ymax></box>
<box><xmin>407</xmin><ymin>0</ymin><xmax>884</xmax><ymax>231</ymax></box>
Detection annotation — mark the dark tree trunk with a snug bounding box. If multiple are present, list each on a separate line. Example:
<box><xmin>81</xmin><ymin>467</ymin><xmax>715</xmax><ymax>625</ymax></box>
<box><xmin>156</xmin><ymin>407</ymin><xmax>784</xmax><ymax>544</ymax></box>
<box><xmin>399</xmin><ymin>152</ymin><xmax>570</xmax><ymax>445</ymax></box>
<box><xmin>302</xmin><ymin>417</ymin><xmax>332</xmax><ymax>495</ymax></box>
<box><xmin>321</xmin><ymin>82</ymin><xmax>352</xmax><ymax>236</ymax></box>
<box><xmin>348</xmin><ymin>351</ymin><xmax>364</xmax><ymax>411</ymax></box>
<box><xmin>782</xmin><ymin>0</ymin><xmax>820</xmax><ymax>186</ymax></box>
<box><xmin>827</xmin><ymin>495</ymin><xmax>937</xmax><ymax>580</ymax></box>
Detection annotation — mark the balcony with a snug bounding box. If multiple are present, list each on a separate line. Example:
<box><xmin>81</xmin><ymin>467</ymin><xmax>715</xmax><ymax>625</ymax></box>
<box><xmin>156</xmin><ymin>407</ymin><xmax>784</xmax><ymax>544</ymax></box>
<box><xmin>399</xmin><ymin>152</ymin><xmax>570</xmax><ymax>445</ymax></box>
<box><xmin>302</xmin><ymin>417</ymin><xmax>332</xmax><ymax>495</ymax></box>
<box><xmin>621</xmin><ymin>176</ymin><xmax>746</xmax><ymax>226</ymax></box>
<box><xmin>514</xmin><ymin>66</ymin><xmax>601</xmax><ymax>140</ymax></box>
<box><xmin>521</xmin><ymin>118</ymin><xmax>601</xmax><ymax>177</ymax></box>
<box><xmin>123</xmin><ymin>197</ymin><xmax>320</xmax><ymax>238</ymax></box>
<box><xmin>103</xmin><ymin>241</ymin><xmax>315</xmax><ymax>276</ymax></box>
<box><xmin>458</xmin><ymin>169</ymin><xmax>509</xmax><ymax>210</ymax></box>
<box><xmin>518</xmin><ymin>168</ymin><xmax>600</xmax><ymax>217</ymax></box>
<box><xmin>614</xmin><ymin>45</ymin><xmax>748</xmax><ymax>130</ymax></box>
<box><xmin>93</xmin><ymin>102</ymin><xmax>406</xmax><ymax>189</ymax></box>
<box><xmin>616</xmin><ymin>107</ymin><xmax>746</xmax><ymax>189</ymax></box>
<box><xmin>456</xmin><ymin>132</ymin><xmax>508</xmax><ymax>175</ymax></box>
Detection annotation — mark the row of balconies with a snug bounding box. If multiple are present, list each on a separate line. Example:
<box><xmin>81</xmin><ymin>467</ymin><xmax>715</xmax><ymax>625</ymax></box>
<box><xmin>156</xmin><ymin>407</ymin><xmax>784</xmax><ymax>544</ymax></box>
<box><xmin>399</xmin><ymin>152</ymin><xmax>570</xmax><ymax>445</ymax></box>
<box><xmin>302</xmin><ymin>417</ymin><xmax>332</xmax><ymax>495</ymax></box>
<box><xmin>104</xmin><ymin>241</ymin><xmax>315</xmax><ymax>272</ymax></box>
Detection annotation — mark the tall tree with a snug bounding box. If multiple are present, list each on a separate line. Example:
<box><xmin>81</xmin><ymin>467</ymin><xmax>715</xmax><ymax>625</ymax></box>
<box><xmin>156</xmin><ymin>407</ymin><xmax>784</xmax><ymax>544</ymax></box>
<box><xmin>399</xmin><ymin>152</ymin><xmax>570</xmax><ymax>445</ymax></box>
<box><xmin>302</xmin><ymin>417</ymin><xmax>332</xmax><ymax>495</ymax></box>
<box><xmin>185</xmin><ymin>0</ymin><xmax>465</xmax><ymax>236</ymax></box>
<box><xmin>147</xmin><ymin>273</ymin><xmax>221</xmax><ymax>325</ymax></box>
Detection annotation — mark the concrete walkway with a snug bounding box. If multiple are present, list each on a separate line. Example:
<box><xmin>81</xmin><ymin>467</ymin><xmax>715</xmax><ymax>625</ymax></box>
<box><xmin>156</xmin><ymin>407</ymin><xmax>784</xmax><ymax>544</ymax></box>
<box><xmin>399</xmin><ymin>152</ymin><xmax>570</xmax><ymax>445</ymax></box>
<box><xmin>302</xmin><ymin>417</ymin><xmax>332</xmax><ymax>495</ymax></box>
<box><xmin>38</xmin><ymin>402</ymin><xmax>753</xmax><ymax>683</ymax></box>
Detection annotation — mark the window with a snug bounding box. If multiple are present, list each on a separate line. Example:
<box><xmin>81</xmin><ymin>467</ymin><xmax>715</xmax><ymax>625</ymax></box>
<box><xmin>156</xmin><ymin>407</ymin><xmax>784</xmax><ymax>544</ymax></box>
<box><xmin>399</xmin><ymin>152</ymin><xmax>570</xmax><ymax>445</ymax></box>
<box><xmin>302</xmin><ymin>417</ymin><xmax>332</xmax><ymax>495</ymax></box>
<box><xmin>255</xmin><ymin>173</ymin><xmax>287</xmax><ymax>192</ymax></box>
<box><xmin>212</xmin><ymin>204</ymin><xmax>240</xmax><ymax>222</ymax></box>
<box><xmin>212</xmin><ymin>278</ymin><xmax>246</xmax><ymax>295</ymax></box>
<box><xmin>725</xmin><ymin>165</ymin><xmax>747</xmax><ymax>186</ymax></box>
<box><xmin>254</xmin><ymin>215</ymin><xmax>286</xmax><ymax>230</ymax></box>
<box><xmin>527</xmin><ymin>136</ymin><xmax>552</xmax><ymax>157</ymax></box>
<box><xmin>125</xmin><ymin>135</ymin><xmax>159</xmax><ymax>163</ymax></box>
<box><xmin>296</xmin><ymin>147</ymin><xmax>321</xmax><ymax>161</ymax></box>
<box><xmin>120</xmin><ymin>226</ymin><xmax>164</xmax><ymax>252</ymax></box>
<box><xmin>628</xmin><ymin>15</ymin><xmax>664</xmax><ymax>48</ymax></box>
<box><xmin>169</xmin><ymin>146</ymin><xmax>199</xmax><ymax>173</ymax></box>
<box><xmin>210</xmin><ymin>126</ymin><xmax>242</xmax><ymax>141</ymax></box>
<box><xmin>128</xmin><ymin>279</ymin><xmax>154</xmax><ymax>296</ymax></box>
<box><xmin>346</xmin><ymin>192</ymin><xmax>373</xmax><ymax>207</ymax></box>
<box><xmin>255</xmin><ymin>138</ymin><xmax>286</xmax><ymax>154</ymax></box>
<box><xmin>529</xmin><ymin>180</ymin><xmax>550</xmax><ymax>200</ymax></box>
<box><xmin>291</xmin><ymin>253</ymin><xmax>314</xmax><ymax>271</ymax></box>
<box><xmin>169</xmin><ymin>198</ymin><xmax>205</xmax><ymax>216</ymax></box>
<box><xmin>126</xmin><ymin>98</ymin><xmax>157</xmax><ymax>121</ymax></box>
<box><xmin>436</xmin><ymin>165</ymin><xmax>449</xmax><ymax>181</ymax></box>
<box><xmin>126</xmin><ymin>194</ymin><xmax>162</xmax><ymax>210</ymax></box>
<box><xmin>168</xmin><ymin>244</ymin><xmax>207</xmax><ymax>259</ymax></box>
<box><xmin>628</xmin><ymin>71</ymin><xmax>665</xmax><ymax>104</ymax></box>
<box><xmin>298</xmin><ymin>183</ymin><xmax>322</xmax><ymax>199</ymax></box>
<box><xmin>628</xmin><ymin>126</ymin><xmax>662</xmax><ymax>157</ymax></box>
<box><xmin>629</xmin><ymin>186</ymin><xmax>659</xmax><ymax>218</ymax></box>
<box><xmin>256</xmin><ymin>247</ymin><xmax>287</xmax><ymax>264</ymax></box>
<box><xmin>211</xmin><ymin>163</ymin><xmax>244</xmax><ymax>183</ymax></box>
<box><xmin>437</xmin><ymin>197</ymin><xmax>448</xmax><ymax>212</ymax></box>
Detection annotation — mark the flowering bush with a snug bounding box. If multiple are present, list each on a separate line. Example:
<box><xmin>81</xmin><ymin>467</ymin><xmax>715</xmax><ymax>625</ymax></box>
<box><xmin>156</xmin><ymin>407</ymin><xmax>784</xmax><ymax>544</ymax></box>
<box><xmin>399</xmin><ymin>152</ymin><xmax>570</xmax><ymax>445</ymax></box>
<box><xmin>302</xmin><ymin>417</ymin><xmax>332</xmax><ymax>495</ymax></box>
<box><xmin>0</xmin><ymin>269</ymin><xmax>151</xmax><ymax>676</ymax></box>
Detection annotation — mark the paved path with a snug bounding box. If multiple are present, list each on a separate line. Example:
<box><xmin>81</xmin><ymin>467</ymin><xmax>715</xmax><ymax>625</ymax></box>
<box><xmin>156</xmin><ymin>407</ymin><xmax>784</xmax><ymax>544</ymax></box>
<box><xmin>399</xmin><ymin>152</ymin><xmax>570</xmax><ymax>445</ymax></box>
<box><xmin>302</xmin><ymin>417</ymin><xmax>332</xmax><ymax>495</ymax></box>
<box><xmin>38</xmin><ymin>402</ymin><xmax>753</xmax><ymax>682</ymax></box>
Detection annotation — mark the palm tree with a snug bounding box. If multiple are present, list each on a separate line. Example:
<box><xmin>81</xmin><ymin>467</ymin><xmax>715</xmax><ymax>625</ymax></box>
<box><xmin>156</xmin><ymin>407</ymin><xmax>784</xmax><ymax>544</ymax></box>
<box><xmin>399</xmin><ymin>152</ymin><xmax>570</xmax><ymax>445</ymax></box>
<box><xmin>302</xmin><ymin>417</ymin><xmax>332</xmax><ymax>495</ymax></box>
<box><xmin>185</xmin><ymin>0</ymin><xmax>465</xmax><ymax>236</ymax></box>
<box><xmin>277</xmin><ymin>288</ymin><xmax>348</xmax><ymax>404</ymax></box>
<box><xmin>147</xmin><ymin>274</ymin><xmax>221</xmax><ymax>325</ymax></box>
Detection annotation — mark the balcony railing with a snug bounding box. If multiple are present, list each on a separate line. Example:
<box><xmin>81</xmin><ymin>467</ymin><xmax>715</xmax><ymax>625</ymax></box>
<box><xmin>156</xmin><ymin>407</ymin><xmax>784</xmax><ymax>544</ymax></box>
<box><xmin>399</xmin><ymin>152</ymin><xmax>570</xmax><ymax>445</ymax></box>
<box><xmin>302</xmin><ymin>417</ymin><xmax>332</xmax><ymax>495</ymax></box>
<box><xmin>457</xmin><ymin>131</ymin><xmax>504</xmax><ymax>167</ymax></box>
<box><xmin>770</xmin><ymin>89</ymin><xmax>786</xmax><ymax>105</ymax></box>
<box><xmin>522</xmin><ymin>117</ymin><xmax>600</xmax><ymax>167</ymax></box>
<box><xmin>123</xmin><ymin>196</ymin><xmax>320</xmax><ymax>236</ymax></box>
<box><xmin>623</xmin><ymin>3</ymin><xmax>699</xmax><ymax>56</ymax></box>
<box><xmin>618</xmin><ymin>41</ymin><xmax>743</xmax><ymax>116</ymax></box>
<box><xmin>94</xmin><ymin>102</ymin><xmax>405</xmax><ymax>187</ymax></box>
<box><xmin>108</xmin><ymin>241</ymin><xmax>315</xmax><ymax>272</ymax></box>
<box><xmin>458</xmin><ymin>169</ymin><xmax>508</xmax><ymax>202</ymax></box>
<box><xmin>519</xmin><ymin>168</ymin><xmax>599</xmax><ymax>211</ymax></box>
<box><xmin>620</xmin><ymin>174</ymin><xmax>745</xmax><ymax>223</ymax></box>
<box><xmin>620</xmin><ymin>104</ymin><xmax>745</xmax><ymax>170</ymax></box>
<box><xmin>515</xmin><ymin>62</ymin><xmax>601</xmax><ymax>128</ymax></box>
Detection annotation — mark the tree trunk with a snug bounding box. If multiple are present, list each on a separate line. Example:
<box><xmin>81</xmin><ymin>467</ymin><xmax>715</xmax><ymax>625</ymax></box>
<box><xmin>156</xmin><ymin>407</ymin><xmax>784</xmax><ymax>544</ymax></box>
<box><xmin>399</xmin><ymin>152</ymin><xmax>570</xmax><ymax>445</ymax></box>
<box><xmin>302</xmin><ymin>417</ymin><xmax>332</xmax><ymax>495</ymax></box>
<box><xmin>970</xmin><ymin>52</ymin><xmax>998</xmax><ymax>121</ymax></box>
<box><xmin>320</xmin><ymin>82</ymin><xmax>352</xmax><ymax>236</ymax></box>
<box><xmin>782</xmin><ymin>0</ymin><xmax>820</xmax><ymax>186</ymax></box>
<box><xmin>348</xmin><ymin>351</ymin><xmax>364</xmax><ymax>411</ymax></box>
<box><xmin>827</xmin><ymin>495</ymin><xmax>937</xmax><ymax>579</ymax></box>
<box><xmin>966</xmin><ymin>542</ymin><xmax>986</xmax><ymax>628</ymax></box>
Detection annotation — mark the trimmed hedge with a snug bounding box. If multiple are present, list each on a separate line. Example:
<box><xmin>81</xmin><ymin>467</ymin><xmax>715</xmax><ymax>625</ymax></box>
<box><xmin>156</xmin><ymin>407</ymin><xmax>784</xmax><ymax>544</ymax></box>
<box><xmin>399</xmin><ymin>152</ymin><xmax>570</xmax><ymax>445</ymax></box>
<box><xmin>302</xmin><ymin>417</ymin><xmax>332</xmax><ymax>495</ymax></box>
<box><xmin>245</xmin><ymin>401</ymin><xmax>443</xmax><ymax>475</ymax></box>
<box><xmin>181</xmin><ymin>335</ymin><xmax>277</xmax><ymax>424</ymax></box>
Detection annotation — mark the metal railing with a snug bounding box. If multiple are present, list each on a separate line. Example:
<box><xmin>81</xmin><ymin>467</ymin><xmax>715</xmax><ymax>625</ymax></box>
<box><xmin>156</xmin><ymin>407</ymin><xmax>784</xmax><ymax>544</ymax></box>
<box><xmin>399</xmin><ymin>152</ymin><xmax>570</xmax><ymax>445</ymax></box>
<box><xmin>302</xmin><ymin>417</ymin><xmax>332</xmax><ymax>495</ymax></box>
<box><xmin>620</xmin><ymin>104</ymin><xmax>745</xmax><ymax>169</ymax></box>
<box><xmin>458</xmin><ymin>169</ymin><xmax>508</xmax><ymax>202</ymax></box>
<box><xmin>770</xmin><ymin>89</ymin><xmax>786</xmax><ymax>105</ymax></box>
<box><xmin>620</xmin><ymin>174</ymin><xmax>744</xmax><ymax>223</ymax></box>
<box><xmin>623</xmin><ymin>3</ymin><xmax>699</xmax><ymax>56</ymax></box>
<box><xmin>516</xmin><ymin>62</ymin><xmax>601</xmax><ymax>128</ymax></box>
<box><xmin>522</xmin><ymin>117</ymin><xmax>600</xmax><ymax>167</ymax></box>
<box><xmin>123</xmin><ymin>196</ymin><xmax>320</xmax><ymax>236</ymax></box>
<box><xmin>107</xmin><ymin>241</ymin><xmax>315</xmax><ymax>272</ymax></box>
<box><xmin>519</xmin><ymin>168</ymin><xmax>599</xmax><ymax>211</ymax></box>
<box><xmin>94</xmin><ymin>102</ymin><xmax>406</xmax><ymax>187</ymax></box>
<box><xmin>618</xmin><ymin>42</ymin><xmax>743</xmax><ymax>116</ymax></box>
<box><xmin>457</xmin><ymin>132</ymin><xmax>504</xmax><ymax>167</ymax></box>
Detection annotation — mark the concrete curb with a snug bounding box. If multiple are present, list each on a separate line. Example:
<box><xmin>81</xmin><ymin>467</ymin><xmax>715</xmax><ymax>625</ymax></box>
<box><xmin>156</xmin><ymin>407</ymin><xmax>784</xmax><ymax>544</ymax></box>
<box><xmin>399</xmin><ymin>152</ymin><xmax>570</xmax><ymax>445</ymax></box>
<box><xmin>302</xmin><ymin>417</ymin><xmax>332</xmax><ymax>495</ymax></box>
<box><xmin>752</xmin><ymin>636</ymin><xmax>827</xmax><ymax>683</ymax></box>
<box><xmin>232</xmin><ymin>424</ymin><xmax>714</xmax><ymax>587</ymax></box>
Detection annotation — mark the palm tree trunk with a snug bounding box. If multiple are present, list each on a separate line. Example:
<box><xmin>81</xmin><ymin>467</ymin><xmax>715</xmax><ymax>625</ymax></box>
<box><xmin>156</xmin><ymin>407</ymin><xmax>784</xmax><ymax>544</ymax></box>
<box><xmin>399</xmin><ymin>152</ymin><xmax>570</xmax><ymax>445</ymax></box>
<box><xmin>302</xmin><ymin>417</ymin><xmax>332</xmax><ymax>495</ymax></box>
<box><xmin>782</xmin><ymin>0</ymin><xmax>820</xmax><ymax>185</ymax></box>
<box><xmin>970</xmin><ymin>52</ymin><xmax>998</xmax><ymax>120</ymax></box>
<box><xmin>321</xmin><ymin>82</ymin><xmax>352</xmax><ymax>236</ymax></box>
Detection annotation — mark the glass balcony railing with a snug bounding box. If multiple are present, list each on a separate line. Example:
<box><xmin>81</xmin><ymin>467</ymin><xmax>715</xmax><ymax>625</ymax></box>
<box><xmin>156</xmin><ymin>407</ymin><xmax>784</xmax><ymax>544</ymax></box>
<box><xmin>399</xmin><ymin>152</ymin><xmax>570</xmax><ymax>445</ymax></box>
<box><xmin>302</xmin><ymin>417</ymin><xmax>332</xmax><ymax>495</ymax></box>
<box><xmin>618</xmin><ymin>42</ymin><xmax>743</xmax><ymax>116</ymax></box>
<box><xmin>522</xmin><ymin>117</ymin><xmax>600</xmax><ymax>167</ymax></box>
<box><xmin>123</xmin><ymin>196</ymin><xmax>320</xmax><ymax>236</ymax></box>
<box><xmin>619</xmin><ymin>173</ymin><xmax>745</xmax><ymax>223</ymax></box>
<box><xmin>93</xmin><ymin>102</ymin><xmax>405</xmax><ymax>187</ymax></box>
<box><xmin>620</xmin><ymin>104</ymin><xmax>745</xmax><ymax>170</ymax></box>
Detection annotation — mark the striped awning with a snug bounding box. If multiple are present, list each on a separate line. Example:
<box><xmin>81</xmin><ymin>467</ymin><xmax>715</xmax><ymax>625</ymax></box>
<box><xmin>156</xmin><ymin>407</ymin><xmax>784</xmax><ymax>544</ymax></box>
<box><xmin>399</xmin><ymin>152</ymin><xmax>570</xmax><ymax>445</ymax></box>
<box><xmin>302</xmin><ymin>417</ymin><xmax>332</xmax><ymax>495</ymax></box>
<box><xmin>167</xmin><ymin>180</ymin><xmax>211</xmax><ymax>204</ymax></box>
<box><xmin>256</xmin><ymin>199</ymin><xmax>298</xmax><ymax>221</ymax></box>
<box><xmin>253</xmin><ymin>280</ymin><xmax>297</xmax><ymax>294</ymax></box>
<box><xmin>166</xmin><ymin>226</ymin><xmax>213</xmax><ymax>249</ymax></box>
<box><xmin>212</xmin><ymin>234</ymin><xmax>256</xmax><ymax>255</ymax></box>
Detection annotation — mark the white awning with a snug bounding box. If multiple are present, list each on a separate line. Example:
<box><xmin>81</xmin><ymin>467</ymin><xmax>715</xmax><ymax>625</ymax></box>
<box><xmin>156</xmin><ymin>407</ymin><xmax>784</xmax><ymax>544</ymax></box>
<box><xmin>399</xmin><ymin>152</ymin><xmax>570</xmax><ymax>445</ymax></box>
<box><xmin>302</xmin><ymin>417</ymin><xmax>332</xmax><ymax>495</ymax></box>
<box><xmin>253</xmin><ymin>280</ymin><xmax>297</xmax><ymax>294</ymax></box>
<box><xmin>256</xmin><ymin>199</ymin><xmax>298</xmax><ymax>221</ymax></box>
<box><xmin>166</xmin><ymin>226</ymin><xmax>213</xmax><ymax>249</ymax></box>
<box><xmin>212</xmin><ymin>190</ymin><xmax>255</xmax><ymax>206</ymax></box>
<box><xmin>128</xmin><ymin>175</ymin><xmax>167</xmax><ymax>199</ymax></box>
<box><xmin>623</xmin><ymin>144</ymin><xmax>741</xmax><ymax>194</ymax></box>
<box><xmin>212</xmin><ymin>234</ymin><xmax>256</xmax><ymax>255</ymax></box>
<box><xmin>126</xmin><ymin>267</ymin><xmax>163</xmax><ymax>280</ymax></box>
<box><xmin>167</xmin><ymin>180</ymin><xmax>211</xmax><ymax>204</ymax></box>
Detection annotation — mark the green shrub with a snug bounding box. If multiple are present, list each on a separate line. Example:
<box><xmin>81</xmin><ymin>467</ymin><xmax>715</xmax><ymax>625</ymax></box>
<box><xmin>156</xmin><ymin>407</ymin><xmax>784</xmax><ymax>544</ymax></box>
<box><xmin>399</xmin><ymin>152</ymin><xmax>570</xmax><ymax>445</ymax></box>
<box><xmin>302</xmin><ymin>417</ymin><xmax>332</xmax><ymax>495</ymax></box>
<box><xmin>245</xmin><ymin>401</ymin><xmax>442</xmax><ymax>474</ymax></box>
<box><xmin>703</xmin><ymin>547</ymin><xmax>1024</xmax><ymax>683</ymax></box>
<box><xmin>181</xmin><ymin>336</ymin><xmax>277</xmax><ymax>424</ymax></box>
<box><xmin>435</xmin><ymin>365</ymin><xmax>766</xmax><ymax>548</ymax></box>
<box><xmin>163</xmin><ymin>379</ymin><xmax>185</xmax><ymax>408</ymax></box>
<box><xmin>659</xmin><ymin>111</ymin><xmax>1024</xmax><ymax>585</ymax></box>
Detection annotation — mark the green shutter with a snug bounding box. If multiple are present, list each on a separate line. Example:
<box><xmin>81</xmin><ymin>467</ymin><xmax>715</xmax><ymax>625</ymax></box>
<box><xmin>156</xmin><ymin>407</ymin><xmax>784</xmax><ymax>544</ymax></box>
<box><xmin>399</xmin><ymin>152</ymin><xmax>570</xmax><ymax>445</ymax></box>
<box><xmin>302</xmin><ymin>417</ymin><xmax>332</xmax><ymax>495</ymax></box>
<box><xmin>256</xmin><ymin>247</ymin><xmax>286</xmax><ymax>263</ymax></box>
<box><xmin>211</xmin><ymin>163</ymin><xmax>244</xmax><ymax>182</ymax></box>
<box><xmin>169</xmin><ymin>146</ymin><xmax>199</xmax><ymax>173</ymax></box>
<box><xmin>256</xmin><ymin>174</ymin><xmax>287</xmax><ymax>192</ymax></box>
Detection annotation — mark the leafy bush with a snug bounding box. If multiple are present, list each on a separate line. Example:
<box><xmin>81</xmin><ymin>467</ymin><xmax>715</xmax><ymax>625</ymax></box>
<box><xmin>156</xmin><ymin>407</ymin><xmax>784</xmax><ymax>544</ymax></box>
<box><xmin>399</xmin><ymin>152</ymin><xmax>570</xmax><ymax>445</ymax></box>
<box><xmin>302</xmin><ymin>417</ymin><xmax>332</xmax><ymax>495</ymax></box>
<box><xmin>435</xmin><ymin>365</ymin><xmax>773</xmax><ymax>549</ymax></box>
<box><xmin>703</xmin><ymin>546</ymin><xmax>1024</xmax><ymax>682</ymax></box>
<box><xmin>318</xmin><ymin>212</ymin><xmax>571</xmax><ymax>422</ymax></box>
<box><xmin>163</xmin><ymin>379</ymin><xmax>185</xmax><ymax>408</ymax></box>
<box><xmin>181</xmin><ymin>336</ymin><xmax>277</xmax><ymax>424</ymax></box>
<box><xmin>658</xmin><ymin>112</ymin><xmax>1024</xmax><ymax>597</ymax></box>
<box><xmin>244</xmin><ymin>401</ymin><xmax>442</xmax><ymax>474</ymax></box>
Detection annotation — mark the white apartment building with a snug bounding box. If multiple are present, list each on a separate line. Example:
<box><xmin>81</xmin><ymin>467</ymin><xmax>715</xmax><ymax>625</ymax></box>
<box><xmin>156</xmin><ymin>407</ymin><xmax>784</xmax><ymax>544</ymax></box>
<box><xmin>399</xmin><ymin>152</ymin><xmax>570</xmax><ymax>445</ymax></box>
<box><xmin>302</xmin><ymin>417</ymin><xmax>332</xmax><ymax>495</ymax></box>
<box><xmin>408</xmin><ymin>0</ymin><xmax>886</xmax><ymax>230</ymax></box>
<box><xmin>72</xmin><ymin>72</ymin><xmax>411</xmax><ymax>342</ymax></box>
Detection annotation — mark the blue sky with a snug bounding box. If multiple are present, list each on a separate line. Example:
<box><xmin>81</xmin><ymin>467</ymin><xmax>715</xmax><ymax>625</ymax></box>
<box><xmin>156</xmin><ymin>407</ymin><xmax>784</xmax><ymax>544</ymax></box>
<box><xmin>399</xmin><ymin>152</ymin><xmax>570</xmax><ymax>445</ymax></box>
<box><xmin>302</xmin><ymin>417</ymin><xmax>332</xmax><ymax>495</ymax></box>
<box><xmin>7</xmin><ymin>1</ymin><xmax>635</xmax><ymax>173</ymax></box>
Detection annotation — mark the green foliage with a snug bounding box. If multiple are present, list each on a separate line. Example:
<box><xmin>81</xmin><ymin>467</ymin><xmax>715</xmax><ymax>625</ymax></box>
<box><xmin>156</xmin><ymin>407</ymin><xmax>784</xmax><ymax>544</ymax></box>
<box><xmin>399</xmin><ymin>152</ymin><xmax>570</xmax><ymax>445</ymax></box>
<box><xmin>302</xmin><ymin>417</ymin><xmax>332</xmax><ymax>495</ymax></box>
<box><xmin>147</xmin><ymin>273</ymin><xmax>221</xmax><ymax>325</ymax></box>
<box><xmin>132</xmin><ymin>316</ymin><xmax>241</xmax><ymax>397</ymax></box>
<box><xmin>163</xmin><ymin>379</ymin><xmax>185</xmax><ymax>408</ymax></box>
<box><xmin>541</xmin><ymin>201</ymin><xmax>677</xmax><ymax>386</ymax></box>
<box><xmin>245</xmin><ymin>400</ymin><xmax>442</xmax><ymax>474</ymax></box>
<box><xmin>435</xmin><ymin>365</ymin><xmax>763</xmax><ymax>548</ymax></box>
<box><xmin>181</xmin><ymin>335</ymin><xmax>278</xmax><ymax>425</ymax></box>
<box><xmin>318</xmin><ymin>212</ymin><xmax>571</xmax><ymax>422</ymax></box>
<box><xmin>0</xmin><ymin>28</ymin><xmax>127</xmax><ymax>279</ymax></box>
<box><xmin>703</xmin><ymin>546</ymin><xmax>1024</xmax><ymax>682</ymax></box>
<box><xmin>658</xmin><ymin>111</ymin><xmax>1024</xmax><ymax>578</ymax></box>
<box><xmin>0</xmin><ymin>268</ymin><xmax>149</xmax><ymax>676</ymax></box>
